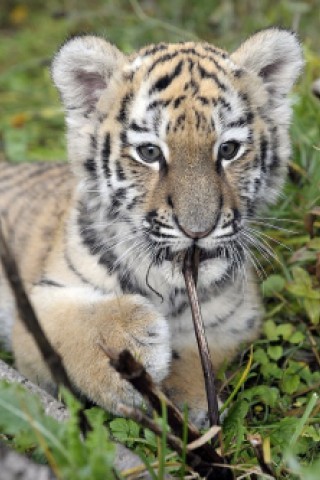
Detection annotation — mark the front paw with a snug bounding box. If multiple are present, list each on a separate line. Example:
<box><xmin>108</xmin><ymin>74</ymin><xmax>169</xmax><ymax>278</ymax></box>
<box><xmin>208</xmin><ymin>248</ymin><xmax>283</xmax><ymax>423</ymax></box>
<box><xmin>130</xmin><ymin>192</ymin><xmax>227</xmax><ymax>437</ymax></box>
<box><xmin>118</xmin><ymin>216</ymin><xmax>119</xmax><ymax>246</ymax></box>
<box><xmin>118</xmin><ymin>295</ymin><xmax>171</xmax><ymax>384</ymax></box>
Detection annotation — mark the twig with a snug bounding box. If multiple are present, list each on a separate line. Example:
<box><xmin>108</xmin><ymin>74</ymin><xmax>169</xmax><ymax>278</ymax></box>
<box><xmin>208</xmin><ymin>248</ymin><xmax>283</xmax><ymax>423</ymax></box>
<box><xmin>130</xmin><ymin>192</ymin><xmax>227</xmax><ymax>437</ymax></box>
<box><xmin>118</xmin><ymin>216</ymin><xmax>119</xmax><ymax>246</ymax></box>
<box><xmin>248</xmin><ymin>434</ymin><xmax>276</xmax><ymax>479</ymax></box>
<box><xmin>183</xmin><ymin>246</ymin><xmax>219</xmax><ymax>428</ymax></box>
<box><xmin>0</xmin><ymin>219</ymin><xmax>91</xmax><ymax>433</ymax></box>
<box><xmin>100</xmin><ymin>346</ymin><xmax>234</xmax><ymax>479</ymax></box>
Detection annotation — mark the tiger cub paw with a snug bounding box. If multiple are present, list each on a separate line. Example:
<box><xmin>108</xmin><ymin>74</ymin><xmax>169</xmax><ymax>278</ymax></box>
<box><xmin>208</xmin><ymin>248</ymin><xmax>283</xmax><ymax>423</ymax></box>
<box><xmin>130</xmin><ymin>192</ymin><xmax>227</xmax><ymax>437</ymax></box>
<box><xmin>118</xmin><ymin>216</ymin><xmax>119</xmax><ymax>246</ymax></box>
<box><xmin>117</xmin><ymin>296</ymin><xmax>171</xmax><ymax>384</ymax></box>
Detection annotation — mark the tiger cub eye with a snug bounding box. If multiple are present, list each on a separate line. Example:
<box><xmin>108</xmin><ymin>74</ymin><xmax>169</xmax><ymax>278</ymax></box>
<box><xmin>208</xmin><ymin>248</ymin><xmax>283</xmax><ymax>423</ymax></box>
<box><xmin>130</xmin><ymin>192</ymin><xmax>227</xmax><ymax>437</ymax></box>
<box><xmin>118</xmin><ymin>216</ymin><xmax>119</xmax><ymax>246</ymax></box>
<box><xmin>218</xmin><ymin>141</ymin><xmax>240</xmax><ymax>160</ymax></box>
<box><xmin>137</xmin><ymin>144</ymin><xmax>164</xmax><ymax>163</ymax></box>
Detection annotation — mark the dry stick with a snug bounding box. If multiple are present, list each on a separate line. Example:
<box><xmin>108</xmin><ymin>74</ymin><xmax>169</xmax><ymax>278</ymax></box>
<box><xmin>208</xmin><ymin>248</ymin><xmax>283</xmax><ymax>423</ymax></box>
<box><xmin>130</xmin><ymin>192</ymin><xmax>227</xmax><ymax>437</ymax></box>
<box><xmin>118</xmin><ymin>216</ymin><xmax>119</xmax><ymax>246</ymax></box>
<box><xmin>101</xmin><ymin>346</ymin><xmax>233</xmax><ymax>480</ymax></box>
<box><xmin>183</xmin><ymin>246</ymin><xmax>219</xmax><ymax>428</ymax></box>
<box><xmin>0</xmin><ymin>220</ymin><xmax>91</xmax><ymax>433</ymax></box>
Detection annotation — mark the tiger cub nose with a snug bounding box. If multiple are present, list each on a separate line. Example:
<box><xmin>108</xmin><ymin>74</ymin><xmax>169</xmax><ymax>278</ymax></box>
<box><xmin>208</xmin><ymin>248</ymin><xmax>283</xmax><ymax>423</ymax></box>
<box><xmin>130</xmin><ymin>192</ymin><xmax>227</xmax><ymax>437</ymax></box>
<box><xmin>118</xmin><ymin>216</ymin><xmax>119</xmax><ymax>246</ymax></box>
<box><xmin>178</xmin><ymin>223</ymin><xmax>213</xmax><ymax>239</ymax></box>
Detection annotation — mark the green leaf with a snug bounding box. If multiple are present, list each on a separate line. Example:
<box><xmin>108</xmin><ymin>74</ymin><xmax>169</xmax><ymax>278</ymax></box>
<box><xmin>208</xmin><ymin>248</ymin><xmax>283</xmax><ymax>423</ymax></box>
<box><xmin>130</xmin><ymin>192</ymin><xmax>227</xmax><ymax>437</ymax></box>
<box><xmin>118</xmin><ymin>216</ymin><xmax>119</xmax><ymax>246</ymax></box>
<box><xmin>109</xmin><ymin>418</ymin><xmax>140</xmax><ymax>444</ymax></box>
<box><xmin>286</xmin><ymin>284</ymin><xmax>320</xmax><ymax>299</ymax></box>
<box><xmin>281</xmin><ymin>373</ymin><xmax>300</xmax><ymax>394</ymax></box>
<box><xmin>223</xmin><ymin>399</ymin><xmax>249</xmax><ymax>453</ymax></box>
<box><xmin>276</xmin><ymin>323</ymin><xmax>294</xmax><ymax>340</ymax></box>
<box><xmin>261</xmin><ymin>362</ymin><xmax>283</xmax><ymax>380</ymax></box>
<box><xmin>289</xmin><ymin>331</ymin><xmax>305</xmax><ymax>344</ymax></box>
<box><xmin>267</xmin><ymin>345</ymin><xmax>283</xmax><ymax>360</ymax></box>
<box><xmin>242</xmin><ymin>386</ymin><xmax>279</xmax><ymax>407</ymax></box>
<box><xmin>262</xmin><ymin>274</ymin><xmax>286</xmax><ymax>297</ymax></box>
<box><xmin>303</xmin><ymin>298</ymin><xmax>320</xmax><ymax>324</ymax></box>
<box><xmin>253</xmin><ymin>347</ymin><xmax>269</xmax><ymax>365</ymax></box>
<box><xmin>291</xmin><ymin>266</ymin><xmax>312</xmax><ymax>288</ymax></box>
<box><xmin>264</xmin><ymin>319</ymin><xmax>278</xmax><ymax>340</ymax></box>
<box><xmin>302</xmin><ymin>426</ymin><xmax>320</xmax><ymax>442</ymax></box>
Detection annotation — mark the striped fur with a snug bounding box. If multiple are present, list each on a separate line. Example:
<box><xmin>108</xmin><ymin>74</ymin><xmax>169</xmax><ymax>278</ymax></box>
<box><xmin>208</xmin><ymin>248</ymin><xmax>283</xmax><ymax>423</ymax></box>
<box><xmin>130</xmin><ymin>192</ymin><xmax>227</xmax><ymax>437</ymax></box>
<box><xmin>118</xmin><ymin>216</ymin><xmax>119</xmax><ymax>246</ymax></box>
<box><xmin>0</xmin><ymin>29</ymin><xmax>303</xmax><ymax>426</ymax></box>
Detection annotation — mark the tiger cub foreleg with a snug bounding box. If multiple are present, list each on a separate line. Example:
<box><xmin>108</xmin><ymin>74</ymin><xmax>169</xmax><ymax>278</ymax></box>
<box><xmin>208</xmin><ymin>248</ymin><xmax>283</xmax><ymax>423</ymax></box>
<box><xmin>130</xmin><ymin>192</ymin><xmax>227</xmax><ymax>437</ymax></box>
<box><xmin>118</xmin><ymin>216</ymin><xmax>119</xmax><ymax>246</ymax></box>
<box><xmin>12</xmin><ymin>285</ymin><xmax>171</xmax><ymax>412</ymax></box>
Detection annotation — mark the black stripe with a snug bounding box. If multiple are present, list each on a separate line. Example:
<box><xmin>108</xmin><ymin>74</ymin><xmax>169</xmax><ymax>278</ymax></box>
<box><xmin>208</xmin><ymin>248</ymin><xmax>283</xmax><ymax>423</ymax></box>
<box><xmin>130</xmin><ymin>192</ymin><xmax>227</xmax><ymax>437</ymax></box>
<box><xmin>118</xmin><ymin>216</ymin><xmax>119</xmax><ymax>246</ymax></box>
<box><xmin>129</xmin><ymin>121</ymin><xmax>150</xmax><ymax>133</ymax></box>
<box><xmin>203</xmin><ymin>45</ymin><xmax>227</xmax><ymax>59</ymax></box>
<box><xmin>117</xmin><ymin>92</ymin><xmax>133</xmax><ymax>123</ymax></box>
<box><xmin>37</xmin><ymin>278</ymin><xmax>65</xmax><ymax>288</ymax></box>
<box><xmin>142</xmin><ymin>43</ymin><xmax>168</xmax><ymax>57</ymax></box>
<box><xmin>84</xmin><ymin>158</ymin><xmax>97</xmax><ymax>178</ymax></box>
<box><xmin>149</xmin><ymin>60</ymin><xmax>183</xmax><ymax>94</ymax></box>
<box><xmin>197</xmin><ymin>96</ymin><xmax>210</xmax><ymax>105</ymax></box>
<box><xmin>197</xmin><ymin>64</ymin><xmax>227</xmax><ymax>91</ymax></box>
<box><xmin>64</xmin><ymin>250</ymin><xmax>104</xmax><ymax>292</ymax></box>
<box><xmin>172</xmin><ymin>95</ymin><xmax>186</xmax><ymax>108</ymax></box>
<box><xmin>226</xmin><ymin>112</ymin><xmax>254</xmax><ymax>129</ymax></box>
<box><xmin>147</xmin><ymin>51</ymin><xmax>179</xmax><ymax>75</ymax></box>
<box><xmin>216</xmin><ymin>97</ymin><xmax>232</xmax><ymax>111</ymax></box>
<box><xmin>116</xmin><ymin>161</ymin><xmax>126</xmax><ymax>181</ymax></box>
<box><xmin>102</xmin><ymin>133</ymin><xmax>111</xmax><ymax>179</ymax></box>
<box><xmin>260</xmin><ymin>137</ymin><xmax>268</xmax><ymax>173</ymax></box>
<box><xmin>147</xmin><ymin>99</ymin><xmax>170</xmax><ymax>111</ymax></box>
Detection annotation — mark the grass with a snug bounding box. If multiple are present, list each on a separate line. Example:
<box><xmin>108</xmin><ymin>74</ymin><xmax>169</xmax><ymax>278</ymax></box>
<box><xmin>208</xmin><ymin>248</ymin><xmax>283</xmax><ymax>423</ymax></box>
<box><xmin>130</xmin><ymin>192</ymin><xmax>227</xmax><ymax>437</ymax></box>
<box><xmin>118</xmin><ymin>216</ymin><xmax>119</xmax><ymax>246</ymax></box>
<box><xmin>0</xmin><ymin>1</ymin><xmax>320</xmax><ymax>478</ymax></box>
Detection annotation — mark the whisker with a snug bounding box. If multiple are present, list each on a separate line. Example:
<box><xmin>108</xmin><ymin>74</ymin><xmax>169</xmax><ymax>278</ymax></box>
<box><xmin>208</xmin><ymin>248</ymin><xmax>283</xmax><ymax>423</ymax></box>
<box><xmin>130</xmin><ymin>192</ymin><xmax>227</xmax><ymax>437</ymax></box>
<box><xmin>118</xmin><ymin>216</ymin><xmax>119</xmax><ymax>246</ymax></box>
<box><xmin>246</xmin><ymin>220</ymin><xmax>296</xmax><ymax>234</ymax></box>
<box><xmin>246</xmin><ymin>226</ymin><xmax>292</xmax><ymax>252</ymax></box>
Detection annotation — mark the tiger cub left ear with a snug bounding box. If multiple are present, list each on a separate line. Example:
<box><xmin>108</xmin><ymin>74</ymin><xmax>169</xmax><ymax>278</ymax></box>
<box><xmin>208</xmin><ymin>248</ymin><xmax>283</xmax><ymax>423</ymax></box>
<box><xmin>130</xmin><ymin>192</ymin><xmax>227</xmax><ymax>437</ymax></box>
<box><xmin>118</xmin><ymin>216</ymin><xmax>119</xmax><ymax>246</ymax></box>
<box><xmin>52</xmin><ymin>35</ymin><xmax>126</xmax><ymax>112</ymax></box>
<box><xmin>231</xmin><ymin>28</ymin><xmax>304</xmax><ymax>96</ymax></box>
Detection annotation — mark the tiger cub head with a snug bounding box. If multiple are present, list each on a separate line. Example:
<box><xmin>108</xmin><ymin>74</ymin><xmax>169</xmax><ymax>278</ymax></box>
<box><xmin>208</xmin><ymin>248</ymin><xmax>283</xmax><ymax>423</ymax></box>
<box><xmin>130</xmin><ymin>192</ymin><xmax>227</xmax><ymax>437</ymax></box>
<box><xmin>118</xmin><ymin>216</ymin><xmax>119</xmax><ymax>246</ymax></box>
<box><xmin>52</xmin><ymin>29</ymin><xmax>303</xmax><ymax>279</ymax></box>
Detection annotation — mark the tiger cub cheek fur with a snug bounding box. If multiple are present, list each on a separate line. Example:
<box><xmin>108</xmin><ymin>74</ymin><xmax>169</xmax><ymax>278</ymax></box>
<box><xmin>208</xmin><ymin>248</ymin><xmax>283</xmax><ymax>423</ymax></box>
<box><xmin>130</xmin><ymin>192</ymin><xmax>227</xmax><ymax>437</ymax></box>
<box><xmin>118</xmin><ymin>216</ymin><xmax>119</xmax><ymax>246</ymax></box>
<box><xmin>0</xmin><ymin>29</ymin><xmax>303</xmax><ymax>426</ymax></box>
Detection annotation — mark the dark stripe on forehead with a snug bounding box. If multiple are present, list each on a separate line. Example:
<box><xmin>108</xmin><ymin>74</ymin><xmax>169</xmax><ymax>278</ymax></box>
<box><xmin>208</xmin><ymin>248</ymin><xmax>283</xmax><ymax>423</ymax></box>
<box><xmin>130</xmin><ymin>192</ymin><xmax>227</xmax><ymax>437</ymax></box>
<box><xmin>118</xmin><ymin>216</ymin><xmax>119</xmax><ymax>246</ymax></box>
<box><xmin>147</xmin><ymin>51</ymin><xmax>180</xmax><ymax>75</ymax></box>
<box><xmin>203</xmin><ymin>45</ymin><xmax>227</xmax><ymax>59</ymax></box>
<box><xmin>147</xmin><ymin>99</ymin><xmax>170</xmax><ymax>111</ymax></box>
<box><xmin>197</xmin><ymin>64</ymin><xmax>227</xmax><ymax>91</ymax></box>
<box><xmin>147</xmin><ymin>47</ymin><xmax>228</xmax><ymax>76</ymax></box>
<box><xmin>142</xmin><ymin>43</ymin><xmax>168</xmax><ymax>57</ymax></box>
<box><xmin>149</xmin><ymin>60</ymin><xmax>183</xmax><ymax>94</ymax></box>
<box><xmin>173</xmin><ymin>95</ymin><xmax>186</xmax><ymax>108</ymax></box>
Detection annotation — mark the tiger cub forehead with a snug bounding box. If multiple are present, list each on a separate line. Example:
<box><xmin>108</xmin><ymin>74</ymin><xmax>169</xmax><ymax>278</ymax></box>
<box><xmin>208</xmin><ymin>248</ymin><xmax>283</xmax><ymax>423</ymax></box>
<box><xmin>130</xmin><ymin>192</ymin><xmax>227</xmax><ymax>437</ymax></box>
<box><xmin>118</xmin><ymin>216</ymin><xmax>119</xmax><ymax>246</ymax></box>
<box><xmin>105</xmin><ymin>40</ymin><xmax>261</xmax><ymax>132</ymax></box>
<box><xmin>96</xmin><ymin>40</ymin><xmax>264</xmax><ymax>179</ymax></box>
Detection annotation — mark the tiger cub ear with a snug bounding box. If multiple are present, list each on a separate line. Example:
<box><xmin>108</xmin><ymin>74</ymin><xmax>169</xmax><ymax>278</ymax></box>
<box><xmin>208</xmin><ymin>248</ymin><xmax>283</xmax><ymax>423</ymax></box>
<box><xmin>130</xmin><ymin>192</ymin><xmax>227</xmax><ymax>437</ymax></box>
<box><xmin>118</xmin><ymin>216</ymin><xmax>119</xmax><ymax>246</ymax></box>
<box><xmin>231</xmin><ymin>28</ymin><xmax>304</xmax><ymax>96</ymax></box>
<box><xmin>52</xmin><ymin>35</ymin><xmax>126</xmax><ymax>112</ymax></box>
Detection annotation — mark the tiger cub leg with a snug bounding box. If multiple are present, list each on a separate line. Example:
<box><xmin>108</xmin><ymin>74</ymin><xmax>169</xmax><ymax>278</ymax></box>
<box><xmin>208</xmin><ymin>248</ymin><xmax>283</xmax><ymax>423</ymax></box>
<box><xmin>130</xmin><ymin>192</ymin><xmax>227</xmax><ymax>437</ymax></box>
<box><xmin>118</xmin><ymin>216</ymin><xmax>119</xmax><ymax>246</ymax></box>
<box><xmin>12</xmin><ymin>286</ymin><xmax>170</xmax><ymax>412</ymax></box>
<box><xmin>163</xmin><ymin>347</ymin><xmax>234</xmax><ymax>428</ymax></box>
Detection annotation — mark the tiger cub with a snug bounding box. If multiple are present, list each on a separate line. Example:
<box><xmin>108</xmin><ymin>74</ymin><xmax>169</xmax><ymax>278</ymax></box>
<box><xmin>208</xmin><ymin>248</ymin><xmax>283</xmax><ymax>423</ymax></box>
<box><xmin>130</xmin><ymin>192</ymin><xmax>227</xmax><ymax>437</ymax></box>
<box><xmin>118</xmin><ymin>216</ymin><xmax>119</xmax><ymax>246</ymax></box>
<box><xmin>0</xmin><ymin>28</ymin><xmax>303</xmax><ymax>426</ymax></box>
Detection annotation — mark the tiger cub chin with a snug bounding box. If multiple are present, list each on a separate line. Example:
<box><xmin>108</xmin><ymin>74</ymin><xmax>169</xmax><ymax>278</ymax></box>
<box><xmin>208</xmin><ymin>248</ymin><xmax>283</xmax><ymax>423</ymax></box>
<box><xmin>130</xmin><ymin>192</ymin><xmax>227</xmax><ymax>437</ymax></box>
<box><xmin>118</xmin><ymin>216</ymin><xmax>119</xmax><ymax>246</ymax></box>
<box><xmin>0</xmin><ymin>28</ymin><xmax>303</xmax><ymax>427</ymax></box>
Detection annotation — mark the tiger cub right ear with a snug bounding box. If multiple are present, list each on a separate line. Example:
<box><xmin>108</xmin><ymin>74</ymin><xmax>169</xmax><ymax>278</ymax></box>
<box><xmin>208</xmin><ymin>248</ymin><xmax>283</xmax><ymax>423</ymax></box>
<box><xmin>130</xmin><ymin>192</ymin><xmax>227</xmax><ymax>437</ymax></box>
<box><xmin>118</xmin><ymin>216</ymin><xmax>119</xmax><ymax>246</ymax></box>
<box><xmin>52</xmin><ymin>35</ymin><xmax>126</xmax><ymax>112</ymax></box>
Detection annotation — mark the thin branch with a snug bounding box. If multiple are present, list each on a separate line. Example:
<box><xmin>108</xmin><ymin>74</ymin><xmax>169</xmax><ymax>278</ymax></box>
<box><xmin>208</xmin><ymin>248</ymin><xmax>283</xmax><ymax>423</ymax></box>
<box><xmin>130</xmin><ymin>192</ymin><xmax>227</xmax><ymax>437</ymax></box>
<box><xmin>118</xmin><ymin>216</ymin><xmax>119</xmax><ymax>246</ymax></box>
<box><xmin>100</xmin><ymin>345</ymin><xmax>233</xmax><ymax>479</ymax></box>
<box><xmin>248</xmin><ymin>434</ymin><xmax>276</xmax><ymax>479</ymax></box>
<box><xmin>183</xmin><ymin>246</ymin><xmax>220</xmax><ymax>428</ymax></box>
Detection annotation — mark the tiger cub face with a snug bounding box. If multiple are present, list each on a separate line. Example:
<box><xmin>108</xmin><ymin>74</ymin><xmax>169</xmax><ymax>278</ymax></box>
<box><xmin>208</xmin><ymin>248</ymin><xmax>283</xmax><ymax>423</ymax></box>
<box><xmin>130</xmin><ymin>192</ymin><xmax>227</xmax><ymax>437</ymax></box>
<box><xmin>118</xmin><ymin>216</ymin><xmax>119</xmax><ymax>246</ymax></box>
<box><xmin>52</xmin><ymin>29</ymin><xmax>302</xmax><ymax>285</ymax></box>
